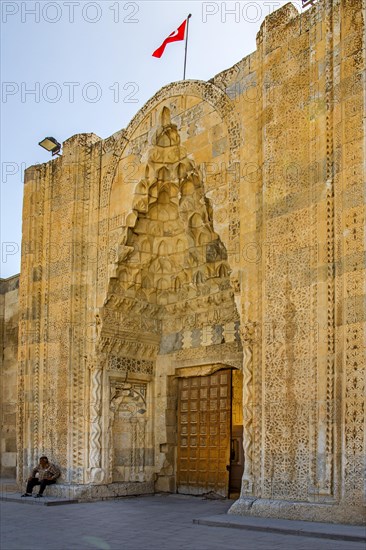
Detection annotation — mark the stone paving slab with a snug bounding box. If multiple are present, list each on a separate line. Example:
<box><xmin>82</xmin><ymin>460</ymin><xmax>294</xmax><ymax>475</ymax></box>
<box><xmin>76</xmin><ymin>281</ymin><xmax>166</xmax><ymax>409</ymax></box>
<box><xmin>1</xmin><ymin>494</ymin><xmax>365</xmax><ymax>550</ymax></box>
<box><xmin>0</xmin><ymin>492</ymin><xmax>78</xmax><ymax>506</ymax></box>
<box><xmin>194</xmin><ymin>513</ymin><xmax>366</xmax><ymax>542</ymax></box>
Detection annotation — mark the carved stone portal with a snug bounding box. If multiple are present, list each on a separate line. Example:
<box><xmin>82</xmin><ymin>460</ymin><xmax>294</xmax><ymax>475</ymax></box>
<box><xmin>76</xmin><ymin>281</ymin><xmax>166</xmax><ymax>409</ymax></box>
<box><xmin>95</xmin><ymin>106</ymin><xmax>241</xmax><ymax>488</ymax></box>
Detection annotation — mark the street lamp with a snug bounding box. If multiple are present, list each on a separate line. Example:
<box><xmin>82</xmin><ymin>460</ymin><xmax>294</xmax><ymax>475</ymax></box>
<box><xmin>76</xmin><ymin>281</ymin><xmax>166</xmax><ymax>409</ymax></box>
<box><xmin>38</xmin><ymin>136</ymin><xmax>61</xmax><ymax>156</ymax></box>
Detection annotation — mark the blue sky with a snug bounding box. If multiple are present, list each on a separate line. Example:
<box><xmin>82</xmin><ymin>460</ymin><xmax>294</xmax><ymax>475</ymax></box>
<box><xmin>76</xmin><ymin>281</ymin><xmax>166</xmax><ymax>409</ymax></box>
<box><xmin>1</xmin><ymin>1</ymin><xmax>306</xmax><ymax>277</ymax></box>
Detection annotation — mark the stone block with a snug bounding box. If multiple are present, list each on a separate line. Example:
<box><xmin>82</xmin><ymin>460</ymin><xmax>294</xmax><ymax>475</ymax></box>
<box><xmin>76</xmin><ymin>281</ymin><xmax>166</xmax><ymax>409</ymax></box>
<box><xmin>1</xmin><ymin>452</ymin><xmax>17</xmax><ymax>467</ymax></box>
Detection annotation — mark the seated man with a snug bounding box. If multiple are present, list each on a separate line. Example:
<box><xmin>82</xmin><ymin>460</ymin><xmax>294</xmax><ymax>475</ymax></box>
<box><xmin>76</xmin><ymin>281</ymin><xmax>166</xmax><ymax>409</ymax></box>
<box><xmin>21</xmin><ymin>456</ymin><xmax>60</xmax><ymax>498</ymax></box>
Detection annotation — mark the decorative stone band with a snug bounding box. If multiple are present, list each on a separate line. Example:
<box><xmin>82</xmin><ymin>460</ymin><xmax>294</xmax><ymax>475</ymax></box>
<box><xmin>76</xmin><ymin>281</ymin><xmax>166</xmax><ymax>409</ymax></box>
<box><xmin>241</xmin><ymin>344</ymin><xmax>254</xmax><ymax>494</ymax></box>
<box><xmin>240</xmin><ymin>322</ymin><xmax>257</xmax><ymax>496</ymax></box>
<box><xmin>108</xmin><ymin>356</ymin><xmax>154</xmax><ymax>375</ymax></box>
<box><xmin>160</xmin><ymin>321</ymin><xmax>241</xmax><ymax>354</ymax></box>
<box><xmin>88</xmin><ymin>366</ymin><xmax>104</xmax><ymax>483</ymax></box>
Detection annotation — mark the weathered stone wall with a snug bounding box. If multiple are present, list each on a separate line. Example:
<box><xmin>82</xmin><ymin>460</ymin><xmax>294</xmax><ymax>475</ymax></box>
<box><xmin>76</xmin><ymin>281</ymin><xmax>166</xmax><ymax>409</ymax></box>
<box><xmin>0</xmin><ymin>275</ymin><xmax>19</xmax><ymax>477</ymax></box>
<box><xmin>14</xmin><ymin>0</ymin><xmax>365</xmax><ymax>524</ymax></box>
<box><xmin>18</xmin><ymin>134</ymin><xmax>101</xmax><ymax>483</ymax></box>
<box><xmin>227</xmin><ymin>0</ymin><xmax>365</xmax><ymax>524</ymax></box>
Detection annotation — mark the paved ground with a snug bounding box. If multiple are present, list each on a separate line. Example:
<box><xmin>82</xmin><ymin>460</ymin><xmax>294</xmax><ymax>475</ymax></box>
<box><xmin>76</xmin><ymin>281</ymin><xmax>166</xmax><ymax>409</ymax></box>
<box><xmin>1</xmin><ymin>494</ymin><xmax>365</xmax><ymax>550</ymax></box>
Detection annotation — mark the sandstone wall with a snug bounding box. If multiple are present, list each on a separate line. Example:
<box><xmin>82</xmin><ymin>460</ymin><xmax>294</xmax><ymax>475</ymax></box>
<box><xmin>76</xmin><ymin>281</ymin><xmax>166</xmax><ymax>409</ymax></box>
<box><xmin>18</xmin><ymin>134</ymin><xmax>101</xmax><ymax>482</ymax></box>
<box><xmin>0</xmin><ymin>275</ymin><xmax>19</xmax><ymax>477</ymax></box>
<box><xmin>16</xmin><ymin>0</ymin><xmax>365</xmax><ymax>523</ymax></box>
<box><xmin>226</xmin><ymin>0</ymin><xmax>365</xmax><ymax>523</ymax></box>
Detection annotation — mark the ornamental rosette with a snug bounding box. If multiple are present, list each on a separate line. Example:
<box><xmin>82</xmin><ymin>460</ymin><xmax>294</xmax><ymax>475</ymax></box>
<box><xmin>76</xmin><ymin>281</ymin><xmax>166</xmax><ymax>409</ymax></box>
<box><xmin>240</xmin><ymin>321</ymin><xmax>257</xmax><ymax>345</ymax></box>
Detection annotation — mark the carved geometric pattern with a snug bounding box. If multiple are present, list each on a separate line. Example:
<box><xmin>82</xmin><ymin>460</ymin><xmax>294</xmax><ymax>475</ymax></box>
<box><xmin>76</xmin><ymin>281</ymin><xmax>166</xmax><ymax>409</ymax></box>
<box><xmin>344</xmin><ymin>323</ymin><xmax>365</xmax><ymax>504</ymax></box>
<box><xmin>176</xmin><ymin>342</ymin><xmax>242</xmax><ymax>366</ymax></box>
<box><xmin>89</xmin><ymin>367</ymin><xmax>102</xmax><ymax>470</ymax></box>
<box><xmin>16</xmin><ymin>359</ymin><xmax>25</xmax><ymax>479</ymax></box>
<box><xmin>160</xmin><ymin>321</ymin><xmax>240</xmax><ymax>354</ymax></box>
<box><xmin>308</xmin><ymin>2</ymin><xmax>320</xmax><ymax>497</ymax></box>
<box><xmin>240</xmin><ymin>323</ymin><xmax>257</xmax><ymax>495</ymax></box>
<box><xmin>33</xmin><ymin>165</ymin><xmax>46</xmax><ymax>465</ymax></box>
<box><xmin>260</xmin><ymin>12</ymin><xmax>315</xmax><ymax>500</ymax></box>
<box><xmin>322</xmin><ymin>0</ymin><xmax>336</xmax><ymax>496</ymax></box>
<box><xmin>98</xmin><ymin>335</ymin><xmax>159</xmax><ymax>361</ymax></box>
<box><xmin>108</xmin><ymin>356</ymin><xmax>153</xmax><ymax>375</ymax></box>
<box><xmin>232</xmin><ymin>369</ymin><xmax>243</xmax><ymax>426</ymax></box>
<box><xmin>70</xmin><ymin>138</ymin><xmax>93</xmax><ymax>483</ymax></box>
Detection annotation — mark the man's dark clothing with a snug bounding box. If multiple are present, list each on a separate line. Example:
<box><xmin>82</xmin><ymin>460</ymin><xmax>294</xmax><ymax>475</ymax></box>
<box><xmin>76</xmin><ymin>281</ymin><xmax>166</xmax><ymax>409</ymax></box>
<box><xmin>25</xmin><ymin>478</ymin><xmax>56</xmax><ymax>495</ymax></box>
<box><xmin>30</xmin><ymin>461</ymin><xmax>60</xmax><ymax>482</ymax></box>
<box><xmin>23</xmin><ymin>460</ymin><xmax>60</xmax><ymax>496</ymax></box>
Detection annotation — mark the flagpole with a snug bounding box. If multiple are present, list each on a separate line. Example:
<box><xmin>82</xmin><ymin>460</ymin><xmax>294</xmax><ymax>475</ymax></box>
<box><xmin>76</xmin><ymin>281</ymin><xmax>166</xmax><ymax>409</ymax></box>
<box><xmin>183</xmin><ymin>14</ymin><xmax>192</xmax><ymax>80</ymax></box>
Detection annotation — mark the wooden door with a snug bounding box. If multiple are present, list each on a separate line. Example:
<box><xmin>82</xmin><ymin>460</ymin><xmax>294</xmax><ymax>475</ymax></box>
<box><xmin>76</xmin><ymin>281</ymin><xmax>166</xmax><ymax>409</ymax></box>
<box><xmin>177</xmin><ymin>369</ymin><xmax>232</xmax><ymax>496</ymax></box>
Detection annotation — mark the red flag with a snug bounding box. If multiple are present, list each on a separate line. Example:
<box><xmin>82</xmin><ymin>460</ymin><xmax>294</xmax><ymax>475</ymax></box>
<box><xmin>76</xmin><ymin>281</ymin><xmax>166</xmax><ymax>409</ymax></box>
<box><xmin>152</xmin><ymin>19</ymin><xmax>187</xmax><ymax>58</ymax></box>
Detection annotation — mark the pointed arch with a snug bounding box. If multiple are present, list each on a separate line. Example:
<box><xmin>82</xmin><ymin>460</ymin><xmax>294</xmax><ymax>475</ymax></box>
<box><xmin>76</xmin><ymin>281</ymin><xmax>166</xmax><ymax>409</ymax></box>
<box><xmin>198</xmin><ymin>229</ymin><xmax>212</xmax><ymax>245</ymax></box>
<box><xmin>189</xmin><ymin>213</ymin><xmax>203</xmax><ymax>229</ymax></box>
<box><xmin>140</xmin><ymin>239</ymin><xmax>152</xmax><ymax>254</ymax></box>
<box><xmin>161</xmin><ymin>106</ymin><xmax>171</xmax><ymax>126</ymax></box>
<box><xmin>193</xmin><ymin>270</ymin><xmax>205</xmax><ymax>285</ymax></box>
<box><xmin>217</xmin><ymin>263</ymin><xmax>229</xmax><ymax>278</ymax></box>
<box><xmin>176</xmin><ymin>239</ymin><xmax>185</xmax><ymax>252</ymax></box>
<box><xmin>157</xmin><ymin>167</ymin><xmax>170</xmax><ymax>182</ymax></box>
<box><xmin>157</xmin><ymin>240</ymin><xmax>168</xmax><ymax>256</ymax></box>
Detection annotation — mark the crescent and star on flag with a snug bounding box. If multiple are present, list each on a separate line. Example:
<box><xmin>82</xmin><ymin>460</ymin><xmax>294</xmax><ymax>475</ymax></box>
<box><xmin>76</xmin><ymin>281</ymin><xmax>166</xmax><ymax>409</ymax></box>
<box><xmin>152</xmin><ymin>14</ymin><xmax>192</xmax><ymax>80</ymax></box>
<box><xmin>151</xmin><ymin>2</ymin><xmax>316</xmax><ymax>79</ymax></box>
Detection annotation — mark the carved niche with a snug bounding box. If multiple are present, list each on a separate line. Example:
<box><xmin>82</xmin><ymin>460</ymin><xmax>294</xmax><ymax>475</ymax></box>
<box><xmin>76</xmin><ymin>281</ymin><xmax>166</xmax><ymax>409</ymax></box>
<box><xmin>110</xmin><ymin>381</ymin><xmax>147</xmax><ymax>483</ymax></box>
<box><xmin>98</xmin><ymin>106</ymin><xmax>239</xmax><ymax>358</ymax></box>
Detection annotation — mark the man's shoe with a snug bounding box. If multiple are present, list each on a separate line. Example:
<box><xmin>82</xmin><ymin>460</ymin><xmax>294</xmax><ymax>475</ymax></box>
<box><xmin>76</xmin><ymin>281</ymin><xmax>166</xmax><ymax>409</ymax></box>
<box><xmin>34</xmin><ymin>494</ymin><xmax>43</xmax><ymax>498</ymax></box>
<box><xmin>21</xmin><ymin>493</ymin><xmax>32</xmax><ymax>497</ymax></box>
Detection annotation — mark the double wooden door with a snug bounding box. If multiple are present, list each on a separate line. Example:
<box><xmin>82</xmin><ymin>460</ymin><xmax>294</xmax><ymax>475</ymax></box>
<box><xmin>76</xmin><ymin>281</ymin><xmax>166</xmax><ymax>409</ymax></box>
<box><xmin>177</xmin><ymin>369</ymin><xmax>232</xmax><ymax>497</ymax></box>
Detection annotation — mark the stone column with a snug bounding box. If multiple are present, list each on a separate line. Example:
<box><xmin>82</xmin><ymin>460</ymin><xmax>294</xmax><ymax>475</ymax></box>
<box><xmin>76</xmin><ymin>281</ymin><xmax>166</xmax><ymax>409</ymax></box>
<box><xmin>240</xmin><ymin>322</ymin><xmax>257</xmax><ymax>496</ymax></box>
<box><xmin>88</xmin><ymin>359</ymin><xmax>105</xmax><ymax>483</ymax></box>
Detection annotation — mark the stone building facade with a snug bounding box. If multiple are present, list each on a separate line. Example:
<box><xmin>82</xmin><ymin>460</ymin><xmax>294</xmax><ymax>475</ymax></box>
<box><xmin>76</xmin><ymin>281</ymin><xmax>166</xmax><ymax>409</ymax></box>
<box><xmin>6</xmin><ymin>0</ymin><xmax>366</xmax><ymax>524</ymax></box>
